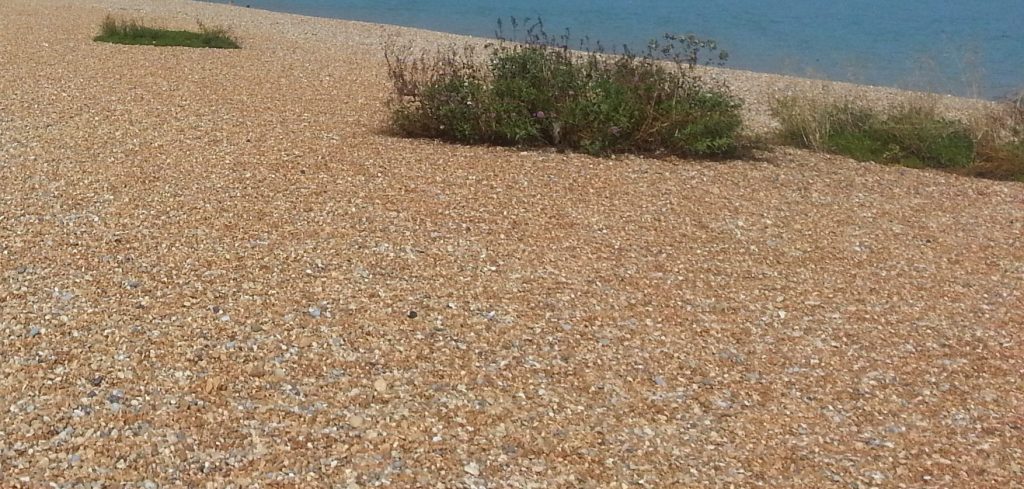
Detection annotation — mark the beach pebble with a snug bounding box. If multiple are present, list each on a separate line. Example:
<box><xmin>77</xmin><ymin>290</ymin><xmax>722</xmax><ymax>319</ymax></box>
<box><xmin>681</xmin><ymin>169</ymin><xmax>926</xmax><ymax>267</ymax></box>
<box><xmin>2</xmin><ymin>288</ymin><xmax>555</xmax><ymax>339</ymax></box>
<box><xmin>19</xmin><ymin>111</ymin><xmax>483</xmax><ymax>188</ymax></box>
<box><xmin>107</xmin><ymin>389</ymin><xmax>124</xmax><ymax>404</ymax></box>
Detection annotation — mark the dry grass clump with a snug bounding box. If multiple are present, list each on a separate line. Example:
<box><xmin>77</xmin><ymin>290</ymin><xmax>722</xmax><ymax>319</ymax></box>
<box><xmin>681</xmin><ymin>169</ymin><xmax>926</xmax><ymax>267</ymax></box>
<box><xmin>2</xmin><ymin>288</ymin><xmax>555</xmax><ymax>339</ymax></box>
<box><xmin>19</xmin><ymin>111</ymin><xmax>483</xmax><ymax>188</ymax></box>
<box><xmin>772</xmin><ymin>91</ymin><xmax>1023</xmax><ymax>182</ymax></box>
<box><xmin>965</xmin><ymin>91</ymin><xmax>1024</xmax><ymax>181</ymax></box>
<box><xmin>772</xmin><ymin>96</ymin><xmax>975</xmax><ymax>169</ymax></box>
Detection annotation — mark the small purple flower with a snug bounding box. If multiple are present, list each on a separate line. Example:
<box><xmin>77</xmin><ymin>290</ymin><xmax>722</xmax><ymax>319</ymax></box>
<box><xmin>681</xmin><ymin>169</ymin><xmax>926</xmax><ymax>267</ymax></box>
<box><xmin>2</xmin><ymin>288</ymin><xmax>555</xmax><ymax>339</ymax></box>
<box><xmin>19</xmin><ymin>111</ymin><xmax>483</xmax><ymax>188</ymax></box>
<box><xmin>533</xmin><ymin>111</ymin><xmax>546</xmax><ymax>119</ymax></box>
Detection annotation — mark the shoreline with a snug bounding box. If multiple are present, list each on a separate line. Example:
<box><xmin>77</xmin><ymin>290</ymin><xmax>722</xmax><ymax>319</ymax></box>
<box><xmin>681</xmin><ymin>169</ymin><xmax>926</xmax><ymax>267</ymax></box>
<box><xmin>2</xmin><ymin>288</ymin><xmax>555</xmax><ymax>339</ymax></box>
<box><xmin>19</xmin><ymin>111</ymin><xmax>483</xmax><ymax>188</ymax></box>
<box><xmin>199</xmin><ymin>0</ymin><xmax>1015</xmax><ymax>101</ymax></box>
<box><xmin>90</xmin><ymin>0</ymin><xmax>999</xmax><ymax>134</ymax></box>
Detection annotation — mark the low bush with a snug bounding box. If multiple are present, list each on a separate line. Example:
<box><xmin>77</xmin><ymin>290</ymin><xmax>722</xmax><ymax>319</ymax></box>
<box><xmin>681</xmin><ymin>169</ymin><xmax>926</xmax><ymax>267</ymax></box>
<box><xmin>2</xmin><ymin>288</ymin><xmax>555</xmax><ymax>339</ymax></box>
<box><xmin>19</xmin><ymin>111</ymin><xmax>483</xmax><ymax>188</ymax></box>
<box><xmin>94</xmin><ymin>15</ymin><xmax>240</xmax><ymax>49</ymax></box>
<box><xmin>385</xmin><ymin>20</ymin><xmax>744</xmax><ymax>158</ymax></box>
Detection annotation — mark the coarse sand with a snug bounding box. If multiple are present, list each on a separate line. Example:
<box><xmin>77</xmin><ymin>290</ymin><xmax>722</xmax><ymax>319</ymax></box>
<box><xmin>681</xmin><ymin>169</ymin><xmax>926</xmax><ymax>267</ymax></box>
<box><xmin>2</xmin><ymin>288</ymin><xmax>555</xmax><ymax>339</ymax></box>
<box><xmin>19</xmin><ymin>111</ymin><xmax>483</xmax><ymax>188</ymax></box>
<box><xmin>1</xmin><ymin>0</ymin><xmax>1022</xmax><ymax>487</ymax></box>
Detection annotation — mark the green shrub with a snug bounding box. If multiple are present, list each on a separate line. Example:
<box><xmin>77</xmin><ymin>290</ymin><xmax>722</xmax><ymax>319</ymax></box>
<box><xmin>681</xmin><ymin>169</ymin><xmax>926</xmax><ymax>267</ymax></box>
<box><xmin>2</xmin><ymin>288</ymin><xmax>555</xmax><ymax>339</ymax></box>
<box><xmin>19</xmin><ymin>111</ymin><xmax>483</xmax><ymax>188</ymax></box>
<box><xmin>385</xmin><ymin>22</ymin><xmax>743</xmax><ymax>158</ymax></box>
<box><xmin>94</xmin><ymin>15</ymin><xmax>240</xmax><ymax>49</ymax></box>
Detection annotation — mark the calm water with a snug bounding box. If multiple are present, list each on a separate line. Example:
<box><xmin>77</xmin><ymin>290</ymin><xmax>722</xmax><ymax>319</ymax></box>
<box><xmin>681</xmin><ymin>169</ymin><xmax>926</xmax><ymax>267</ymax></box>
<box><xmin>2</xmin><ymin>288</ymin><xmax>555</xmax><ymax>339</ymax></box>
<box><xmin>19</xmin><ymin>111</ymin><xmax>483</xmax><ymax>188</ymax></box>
<box><xmin>206</xmin><ymin>0</ymin><xmax>1023</xmax><ymax>99</ymax></box>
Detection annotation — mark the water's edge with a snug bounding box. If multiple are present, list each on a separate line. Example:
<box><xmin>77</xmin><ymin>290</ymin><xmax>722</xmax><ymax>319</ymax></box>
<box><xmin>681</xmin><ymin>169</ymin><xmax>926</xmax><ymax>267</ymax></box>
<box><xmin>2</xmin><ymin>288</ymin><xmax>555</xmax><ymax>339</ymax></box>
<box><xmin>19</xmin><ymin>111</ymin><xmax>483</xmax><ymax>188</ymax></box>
<box><xmin>201</xmin><ymin>0</ymin><xmax>1023</xmax><ymax>100</ymax></box>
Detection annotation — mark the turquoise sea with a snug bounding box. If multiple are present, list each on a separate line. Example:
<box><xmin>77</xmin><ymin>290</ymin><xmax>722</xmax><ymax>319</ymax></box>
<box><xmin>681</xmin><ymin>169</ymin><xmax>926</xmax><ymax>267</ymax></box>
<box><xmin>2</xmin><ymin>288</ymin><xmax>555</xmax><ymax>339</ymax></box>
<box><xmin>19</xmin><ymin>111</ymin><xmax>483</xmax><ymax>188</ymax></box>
<box><xmin>204</xmin><ymin>0</ymin><xmax>1024</xmax><ymax>99</ymax></box>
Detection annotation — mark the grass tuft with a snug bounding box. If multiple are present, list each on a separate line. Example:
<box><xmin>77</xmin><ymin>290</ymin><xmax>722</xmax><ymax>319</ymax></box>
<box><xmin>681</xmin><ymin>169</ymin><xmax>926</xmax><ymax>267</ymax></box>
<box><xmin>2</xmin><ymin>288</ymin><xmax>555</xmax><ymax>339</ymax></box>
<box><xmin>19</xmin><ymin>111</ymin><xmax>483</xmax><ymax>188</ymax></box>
<box><xmin>94</xmin><ymin>15</ymin><xmax>240</xmax><ymax>49</ymax></box>
<box><xmin>385</xmin><ymin>20</ymin><xmax>744</xmax><ymax>158</ymax></box>
<box><xmin>772</xmin><ymin>93</ymin><xmax>1024</xmax><ymax>181</ymax></box>
<box><xmin>966</xmin><ymin>91</ymin><xmax>1024</xmax><ymax>181</ymax></box>
<box><xmin>772</xmin><ymin>97</ymin><xmax>975</xmax><ymax>169</ymax></box>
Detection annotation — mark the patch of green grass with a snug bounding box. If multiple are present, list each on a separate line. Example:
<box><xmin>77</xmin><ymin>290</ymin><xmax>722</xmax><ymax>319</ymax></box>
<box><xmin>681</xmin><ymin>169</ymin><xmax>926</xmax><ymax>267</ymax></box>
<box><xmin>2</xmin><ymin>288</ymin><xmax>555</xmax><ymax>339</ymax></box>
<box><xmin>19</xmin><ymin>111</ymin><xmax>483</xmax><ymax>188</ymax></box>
<box><xmin>385</xmin><ymin>20</ymin><xmax>744</xmax><ymax>158</ymax></box>
<box><xmin>772</xmin><ymin>93</ymin><xmax>1024</xmax><ymax>182</ymax></box>
<box><xmin>94</xmin><ymin>15</ymin><xmax>240</xmax><ymax>49</ymax></box>
<box><xmin>772</xmin><ymin>97</ymin><xmax>975</xmax><ymax>170</ymax></box>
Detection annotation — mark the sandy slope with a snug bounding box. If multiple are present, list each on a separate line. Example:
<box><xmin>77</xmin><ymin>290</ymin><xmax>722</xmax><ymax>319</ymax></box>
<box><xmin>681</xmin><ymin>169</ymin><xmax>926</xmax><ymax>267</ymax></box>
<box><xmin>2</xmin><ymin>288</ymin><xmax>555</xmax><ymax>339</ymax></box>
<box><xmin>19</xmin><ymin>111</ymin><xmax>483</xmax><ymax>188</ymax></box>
<box><xmin>1</xmin><ymin>0</ymin><xmax>1022</xmax><ymax>487</ymax></box>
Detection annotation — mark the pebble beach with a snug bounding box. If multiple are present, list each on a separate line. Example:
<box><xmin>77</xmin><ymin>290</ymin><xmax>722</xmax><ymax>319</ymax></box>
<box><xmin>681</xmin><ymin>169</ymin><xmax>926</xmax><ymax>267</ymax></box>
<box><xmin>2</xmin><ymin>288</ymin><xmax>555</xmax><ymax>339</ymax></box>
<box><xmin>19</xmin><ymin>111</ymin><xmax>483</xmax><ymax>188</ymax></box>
<box><xmin>1</xmin><ymin>0</ymin><xmax>1023</xmax><ymax>487</ymax></box>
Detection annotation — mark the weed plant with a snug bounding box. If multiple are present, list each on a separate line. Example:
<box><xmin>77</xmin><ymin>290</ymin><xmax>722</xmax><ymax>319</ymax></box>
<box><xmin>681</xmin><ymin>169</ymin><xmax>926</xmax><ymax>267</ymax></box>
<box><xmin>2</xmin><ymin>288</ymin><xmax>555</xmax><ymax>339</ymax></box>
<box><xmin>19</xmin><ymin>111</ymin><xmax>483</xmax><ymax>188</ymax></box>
<box><xmin>385</xmin><ymin>18</ymin><xmax>743</xmax><ymax>158</ymax></box>
<box><xmin>95</xmin><ymin>15</ymin><xmax>240</xmax><ymax>49</ymax></box>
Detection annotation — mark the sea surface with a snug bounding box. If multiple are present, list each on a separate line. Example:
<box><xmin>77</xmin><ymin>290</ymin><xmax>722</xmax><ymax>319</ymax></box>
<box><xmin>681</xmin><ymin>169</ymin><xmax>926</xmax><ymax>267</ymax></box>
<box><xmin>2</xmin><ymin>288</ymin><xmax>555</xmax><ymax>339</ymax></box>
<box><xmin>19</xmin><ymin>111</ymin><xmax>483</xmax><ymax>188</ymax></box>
<box><xmin>204</xmin><ymin>0</ymin><xmax>1023</xmax><ymax>99</ymax></box>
